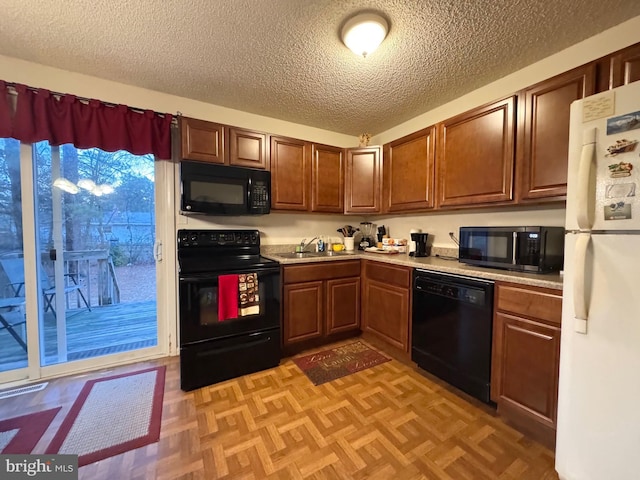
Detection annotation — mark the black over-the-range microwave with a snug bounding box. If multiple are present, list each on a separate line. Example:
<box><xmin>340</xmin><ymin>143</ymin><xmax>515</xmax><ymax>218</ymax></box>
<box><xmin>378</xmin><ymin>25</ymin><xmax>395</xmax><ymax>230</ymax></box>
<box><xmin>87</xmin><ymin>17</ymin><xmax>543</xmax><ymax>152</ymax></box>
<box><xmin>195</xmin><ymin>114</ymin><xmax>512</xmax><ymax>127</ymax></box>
<box><xmin>180</xmin><ymin>160</ymin><xmax>271</xmax><ymax>215</ymax></box>
<box><xmin>458</xmin><ymin>226</ymin><xmax>565</xmax><ymax>273</ymax></box>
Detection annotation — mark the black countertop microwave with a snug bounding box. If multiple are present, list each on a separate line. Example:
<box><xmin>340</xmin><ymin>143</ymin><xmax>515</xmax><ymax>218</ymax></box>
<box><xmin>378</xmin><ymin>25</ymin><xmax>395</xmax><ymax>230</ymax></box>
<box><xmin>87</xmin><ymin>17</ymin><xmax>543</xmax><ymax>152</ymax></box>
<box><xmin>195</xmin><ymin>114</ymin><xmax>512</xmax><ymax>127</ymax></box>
<box><xmin>458</xmin><ymin>226</ymin><xmax>565</xmax><ymax>273</ymax></box>
<box><xmin>180</xmin><ymin>161</ymin><xmax>271</xmax><ymax>215</ymax></box>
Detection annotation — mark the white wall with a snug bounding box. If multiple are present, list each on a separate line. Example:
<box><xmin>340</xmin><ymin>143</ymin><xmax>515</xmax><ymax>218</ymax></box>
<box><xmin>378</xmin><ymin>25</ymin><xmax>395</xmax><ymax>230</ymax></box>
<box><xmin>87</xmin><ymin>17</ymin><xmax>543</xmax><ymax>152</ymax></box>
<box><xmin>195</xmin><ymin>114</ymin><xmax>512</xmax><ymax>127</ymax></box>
<box><xmin>366</xmin><ymin>205</ymin><xmax>566</xmax><ymax>248</ymax></box>
<box><xmin>177</xmin><ymin>211</ymin><xmax>364</xmax><ymax>246</ymax></box>
<box><xmin>372</xmin><ymin>15</ymin><xmax>640</xmax><ymax>145</ymax></box>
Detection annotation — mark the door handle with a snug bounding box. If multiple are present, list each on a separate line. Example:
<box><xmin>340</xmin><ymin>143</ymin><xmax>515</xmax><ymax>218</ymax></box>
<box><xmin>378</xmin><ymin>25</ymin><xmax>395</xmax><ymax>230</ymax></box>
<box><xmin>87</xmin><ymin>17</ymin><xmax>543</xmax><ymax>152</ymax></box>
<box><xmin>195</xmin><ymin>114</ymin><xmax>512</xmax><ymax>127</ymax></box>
<box><xmin>573</xmin><ymin>233</ymin><xmax>590</xmax><ymax>334</ymax></box>
<box><xmin>49</xmin><ymin>248</ymin><xmax>57</xmax><ymax>261</ymax></box>
<box><xmin>576</xmin><ymin>128</ymin><xmax>596</xmax><ymax>230</ymax></box>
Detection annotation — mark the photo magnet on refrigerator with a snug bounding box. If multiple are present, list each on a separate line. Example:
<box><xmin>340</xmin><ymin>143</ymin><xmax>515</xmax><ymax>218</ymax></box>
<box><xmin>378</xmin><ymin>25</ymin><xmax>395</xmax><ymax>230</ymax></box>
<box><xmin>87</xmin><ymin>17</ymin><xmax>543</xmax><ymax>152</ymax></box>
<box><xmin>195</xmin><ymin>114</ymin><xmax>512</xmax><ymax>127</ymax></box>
<box><xmin>605</xmin><ymin>183</ymin><xmax>636</xmax><ymax>198</ymax></box>
<box><xmin>606</xmin><ymin>110</ymin><xmax>640</xmax><ymax>135</ymax></box>
<box><xmin>604</xmin><ymin>201</ymin><xmax>632</xmax><ymax>220</ymax></box>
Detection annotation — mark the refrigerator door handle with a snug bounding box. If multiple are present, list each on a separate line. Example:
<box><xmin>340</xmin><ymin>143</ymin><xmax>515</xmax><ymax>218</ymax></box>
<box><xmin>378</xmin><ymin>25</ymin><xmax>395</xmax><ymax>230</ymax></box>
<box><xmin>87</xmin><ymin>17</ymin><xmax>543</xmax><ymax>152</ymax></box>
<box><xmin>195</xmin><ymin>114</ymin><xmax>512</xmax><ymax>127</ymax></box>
<box><xmin>576</xmin><ymin>128</ymin><xmax>597</xmax><ymax>230</ymax></box>
<box><xmin>573</xmin><ymin>233</ymin><xmax>591</xmax><ymax>334</ymax></box>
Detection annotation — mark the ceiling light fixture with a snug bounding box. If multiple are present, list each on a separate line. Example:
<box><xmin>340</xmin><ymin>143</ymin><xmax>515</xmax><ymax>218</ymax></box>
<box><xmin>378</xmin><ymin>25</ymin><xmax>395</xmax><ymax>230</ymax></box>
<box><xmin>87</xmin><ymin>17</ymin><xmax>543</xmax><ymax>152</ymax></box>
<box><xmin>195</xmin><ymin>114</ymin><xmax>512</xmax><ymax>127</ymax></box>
<box><xmin>341</xmin><ymin>12</ymin><xmax>389</xmax><ymax>58</ymax></box>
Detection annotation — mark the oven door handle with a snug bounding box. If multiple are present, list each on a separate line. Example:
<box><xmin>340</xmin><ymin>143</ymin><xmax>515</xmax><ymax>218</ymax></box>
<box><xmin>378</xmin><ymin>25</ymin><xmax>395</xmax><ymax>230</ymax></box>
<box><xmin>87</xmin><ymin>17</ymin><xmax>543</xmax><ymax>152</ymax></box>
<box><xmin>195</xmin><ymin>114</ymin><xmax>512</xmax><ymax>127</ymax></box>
<box><xmin>180</xmin><ymin>275</ymin><xmax>220</xmax><ymax>283</ymax></box>
<box><xmin>180</xmin><ymin>268</ymin><xmax>279</xmax><ymax>282</ymax></box>
<box><xmin>197</xmin><ymin>334</ymin><xmax>273</xmax><ymax>357</ymax></box>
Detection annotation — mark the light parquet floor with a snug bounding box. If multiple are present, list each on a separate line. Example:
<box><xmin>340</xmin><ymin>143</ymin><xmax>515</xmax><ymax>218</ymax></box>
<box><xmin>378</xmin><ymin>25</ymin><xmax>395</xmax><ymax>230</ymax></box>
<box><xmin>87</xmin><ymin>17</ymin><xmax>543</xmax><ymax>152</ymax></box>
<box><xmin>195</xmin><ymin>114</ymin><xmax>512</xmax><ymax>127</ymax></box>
<box><xmin>0</xmin><ymin>339</ymin><xmax>559</xmax><ymax>479</ymax></box>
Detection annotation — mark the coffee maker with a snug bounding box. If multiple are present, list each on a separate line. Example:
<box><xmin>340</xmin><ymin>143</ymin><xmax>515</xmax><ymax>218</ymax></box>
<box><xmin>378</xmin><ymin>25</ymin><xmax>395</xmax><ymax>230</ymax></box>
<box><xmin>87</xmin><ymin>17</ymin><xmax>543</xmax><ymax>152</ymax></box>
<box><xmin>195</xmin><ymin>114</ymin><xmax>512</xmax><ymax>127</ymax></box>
<box><xmin>410</xmin><ymin>232</ymin><xmax>429</xmax><ymax>257</ymax></box>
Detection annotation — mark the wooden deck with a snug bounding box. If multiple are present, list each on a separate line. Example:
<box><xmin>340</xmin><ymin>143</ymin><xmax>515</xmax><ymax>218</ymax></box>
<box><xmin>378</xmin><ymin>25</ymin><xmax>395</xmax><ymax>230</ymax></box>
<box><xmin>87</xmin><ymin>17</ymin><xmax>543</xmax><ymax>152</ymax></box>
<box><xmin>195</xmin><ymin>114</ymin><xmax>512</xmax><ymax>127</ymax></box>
<box><xmin>0</xmin><ymin>300</ymin><xmax>157</xmax><ymax>372</ymax></box>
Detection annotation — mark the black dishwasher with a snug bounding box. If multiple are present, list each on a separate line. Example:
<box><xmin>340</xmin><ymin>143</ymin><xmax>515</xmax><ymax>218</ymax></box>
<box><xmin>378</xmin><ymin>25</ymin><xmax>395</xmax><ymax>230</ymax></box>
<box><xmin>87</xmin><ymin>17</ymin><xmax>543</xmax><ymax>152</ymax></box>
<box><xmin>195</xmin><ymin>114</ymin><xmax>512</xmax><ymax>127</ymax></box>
<box><xmin>411</xmin><ymin>270</ymin><xmax>494</xmax><ymax>404</ymax></box>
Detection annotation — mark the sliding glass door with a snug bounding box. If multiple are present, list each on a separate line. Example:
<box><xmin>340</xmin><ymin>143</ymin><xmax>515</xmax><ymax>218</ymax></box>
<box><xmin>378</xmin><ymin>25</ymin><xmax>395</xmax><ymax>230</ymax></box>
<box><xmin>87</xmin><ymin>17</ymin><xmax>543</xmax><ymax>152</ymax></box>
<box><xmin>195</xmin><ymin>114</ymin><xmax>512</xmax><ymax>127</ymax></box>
<box><xmin>0</xmin><ymin>138</ymin><xmax>28</xmax><ymax>378</ymax></box>
<box><xmin>0</xmin><ymin>139</ymin><xmax>170</xmax><ymax>384</ymax></box>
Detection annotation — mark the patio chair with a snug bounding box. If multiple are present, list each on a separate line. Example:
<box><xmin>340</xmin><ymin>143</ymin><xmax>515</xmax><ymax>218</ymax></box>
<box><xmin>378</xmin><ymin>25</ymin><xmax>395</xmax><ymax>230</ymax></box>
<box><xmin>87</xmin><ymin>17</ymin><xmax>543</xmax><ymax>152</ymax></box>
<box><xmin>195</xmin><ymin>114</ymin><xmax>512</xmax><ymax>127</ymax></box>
<box><xmin>0</xmin><ymin>294</ymin><xmax>27</xmax><ymax>351</ymax></box>
<box><xmin>0</xmin><ymin>258</ymin><xmax>91</xmax><ymax>319</ymax></box>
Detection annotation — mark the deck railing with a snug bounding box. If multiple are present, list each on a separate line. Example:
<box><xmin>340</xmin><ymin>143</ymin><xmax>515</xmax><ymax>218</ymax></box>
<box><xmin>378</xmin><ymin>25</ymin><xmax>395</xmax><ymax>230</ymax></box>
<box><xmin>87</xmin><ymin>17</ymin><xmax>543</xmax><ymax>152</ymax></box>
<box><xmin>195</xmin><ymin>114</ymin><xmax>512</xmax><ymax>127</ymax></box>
<box><xmin>58</xmin><ymin>250</ymin><xmax>121</xmax><ymax>307</ymax></box>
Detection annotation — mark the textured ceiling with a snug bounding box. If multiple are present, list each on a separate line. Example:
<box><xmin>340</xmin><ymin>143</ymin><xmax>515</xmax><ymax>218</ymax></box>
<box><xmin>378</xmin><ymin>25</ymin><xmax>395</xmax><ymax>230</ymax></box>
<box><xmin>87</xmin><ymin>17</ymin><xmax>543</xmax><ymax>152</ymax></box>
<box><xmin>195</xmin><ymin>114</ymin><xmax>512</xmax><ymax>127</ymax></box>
<box><xmin>2</xmin><ymin>1</ymin><xmax>640</xmax><ymax>136</ymax></box>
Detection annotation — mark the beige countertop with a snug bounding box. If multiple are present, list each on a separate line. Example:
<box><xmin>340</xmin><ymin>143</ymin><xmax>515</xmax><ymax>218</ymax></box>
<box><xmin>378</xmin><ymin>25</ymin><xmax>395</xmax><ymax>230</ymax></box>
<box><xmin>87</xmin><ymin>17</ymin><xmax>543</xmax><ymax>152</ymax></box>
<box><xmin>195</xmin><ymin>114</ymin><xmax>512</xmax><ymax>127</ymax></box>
<box><xmin>262</xmin><ymin>250</ymin><xmax>563</xmax><ymax>290</ymax></box>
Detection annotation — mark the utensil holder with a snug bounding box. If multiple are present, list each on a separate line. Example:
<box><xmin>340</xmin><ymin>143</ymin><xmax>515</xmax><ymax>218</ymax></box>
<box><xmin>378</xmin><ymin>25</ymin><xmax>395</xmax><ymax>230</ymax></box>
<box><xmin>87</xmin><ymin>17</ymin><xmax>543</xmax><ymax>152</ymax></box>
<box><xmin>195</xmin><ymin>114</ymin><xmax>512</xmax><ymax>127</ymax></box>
<box><xmin>344</xmin><ymin>237</ymin><xmax>355</xmax><ymax>251</ymax></box>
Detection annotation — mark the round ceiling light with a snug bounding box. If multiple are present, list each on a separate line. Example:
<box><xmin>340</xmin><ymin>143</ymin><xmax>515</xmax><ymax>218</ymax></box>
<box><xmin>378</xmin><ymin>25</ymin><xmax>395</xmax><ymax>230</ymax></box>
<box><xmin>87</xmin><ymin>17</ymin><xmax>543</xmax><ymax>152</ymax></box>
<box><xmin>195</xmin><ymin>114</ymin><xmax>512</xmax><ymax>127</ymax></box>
<box><xmin>341</xmin><ymin>13</ymin><xmax>388</xmax><ymax>58</ymax></box>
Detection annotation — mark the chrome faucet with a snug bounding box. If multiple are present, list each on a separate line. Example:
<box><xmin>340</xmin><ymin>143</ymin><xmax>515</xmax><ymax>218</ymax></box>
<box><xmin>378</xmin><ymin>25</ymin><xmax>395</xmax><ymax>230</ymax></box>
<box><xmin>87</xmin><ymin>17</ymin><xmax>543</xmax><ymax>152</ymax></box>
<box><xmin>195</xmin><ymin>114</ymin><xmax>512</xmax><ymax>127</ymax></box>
<box><xmin>299</xmin><ymin>237</ymin><xmax>318</xmax><ymax>252</ymax></box>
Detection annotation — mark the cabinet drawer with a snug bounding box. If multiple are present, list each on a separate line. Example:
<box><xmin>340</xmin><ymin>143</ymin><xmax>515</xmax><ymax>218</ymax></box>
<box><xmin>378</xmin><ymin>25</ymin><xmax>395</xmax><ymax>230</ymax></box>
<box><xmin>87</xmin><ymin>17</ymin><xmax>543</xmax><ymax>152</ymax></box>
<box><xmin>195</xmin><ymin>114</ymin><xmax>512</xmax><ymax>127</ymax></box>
<box><xmin>496</xmin><ymin>283</ymin><xmax>562</xmax><ymax>326</ymax></box>
<box><xmin>363</xmin><ymin>261</ymin><xmax>410</xmax><ymax>289</ymax></box>
<box><xmin>283</xmin><ymin>260</ymin><xmax>360</xmax><ymax>284</ymax></box>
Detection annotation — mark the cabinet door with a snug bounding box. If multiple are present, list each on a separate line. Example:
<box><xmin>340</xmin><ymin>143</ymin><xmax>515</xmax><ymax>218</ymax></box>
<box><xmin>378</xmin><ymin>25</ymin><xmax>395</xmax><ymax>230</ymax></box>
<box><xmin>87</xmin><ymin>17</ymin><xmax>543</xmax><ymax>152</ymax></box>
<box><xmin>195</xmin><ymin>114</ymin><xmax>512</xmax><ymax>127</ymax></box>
<box><xmin>361</xmin><ymin>279</ymin><xmax>409</xmax><ymax>351</ymax></box>
<box><xmin>610</xmin><ymin>43</ymin><xmax>640</xmax><ymax>88</ymax></box>
<box><xmin>437</xmin><ymin>97</ymin><xmax>516</xmax><ymax>207</ymax></box>
<box><xmin>180</xmin><ymin>117</ymin><xmax>225</xmax><ymax>164</ymax></box>
<box><xmin>311</xmin><ymin>144</ymin><xmax>344</xmax><ymax>213</ymax></box>
<box><xmin>326</xmin><ymin>277</ymin><xmax>360</xmax><ymax>335</ymax></box>
<box><xmin>383</xmin><ymin>126</ymin><xmax>436</xmax><ymax>212</ymax></box>
<box><xmin>228</xmin><ymin>127</ymin><xmax>268</xmax><ymax>169</ymax></box>
<box><xmin>283</xmin><ymin>282</ymin><xmax>323</xmax><ymax>345</ymax></box>
<box><xmin>493</xmin><ymin>312</ymin><xmax>561</xmax><ymax>442</ymax></box>
<box><xmin>517</xmin><ymin>65</ymin><xmax>595</xmax><ymax>201</ymax></box>
<box><xmin>345</xmin><ymin>147</ymin><xmax>381</xmax><ymax>213</ymax></box>
<box><xmin>270</xmin><ymin>136</ymin><xmax>311</xmax><ymax>211</ymax></box>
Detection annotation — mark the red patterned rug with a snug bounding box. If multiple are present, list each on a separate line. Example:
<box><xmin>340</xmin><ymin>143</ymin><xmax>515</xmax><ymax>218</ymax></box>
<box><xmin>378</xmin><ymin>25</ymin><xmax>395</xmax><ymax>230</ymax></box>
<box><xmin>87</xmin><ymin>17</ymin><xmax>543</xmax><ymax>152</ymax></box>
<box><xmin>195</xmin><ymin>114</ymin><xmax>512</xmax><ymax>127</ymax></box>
<box><xmin>0</xmin><ymin>408</ymin><xmax>61</xmax><ymax>454</ymax></box>
<box><xmin>293</xmin><ymin>341</ymin><xmax>391</xmax><ymax>385</ymax></box>
<box><xmin>46</xmin><ymin>366</ymin><xmax>165</xmax><ymax>467</ymax></box>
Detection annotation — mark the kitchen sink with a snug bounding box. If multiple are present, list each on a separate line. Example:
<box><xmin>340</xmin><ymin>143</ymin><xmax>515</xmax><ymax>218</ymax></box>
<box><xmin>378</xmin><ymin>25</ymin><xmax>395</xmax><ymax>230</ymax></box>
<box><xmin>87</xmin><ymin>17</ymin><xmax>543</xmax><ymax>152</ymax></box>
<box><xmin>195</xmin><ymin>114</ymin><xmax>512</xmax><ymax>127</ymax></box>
<box><xmin>275</xmin><ymin>251</ymin><xmax>355</xmax><ymax>259</ymax></box>
<box><xmin>276</xmin><ymin>251</ymin><xmax>324</xmax><ymax>258</ymax></box>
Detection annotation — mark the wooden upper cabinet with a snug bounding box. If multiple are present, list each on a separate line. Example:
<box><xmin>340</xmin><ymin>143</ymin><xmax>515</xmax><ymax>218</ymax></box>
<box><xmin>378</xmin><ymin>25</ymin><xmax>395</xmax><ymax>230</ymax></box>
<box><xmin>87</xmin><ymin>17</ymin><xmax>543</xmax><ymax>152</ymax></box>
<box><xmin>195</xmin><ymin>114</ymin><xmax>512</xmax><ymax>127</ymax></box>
<box><xmin>517</xmin><ymin>65</ymin><xmax>595</xmax><ymax>202</ymax></box>
<box><xmin>383</xmin><ymin>126</ymin><xmax>436</xmax><ymax>212</ymax></box>
<box><xmin>610</xmin><ymin>43</ymin><xmax>640</xmax><ymax>88</ymax></box>
<box><xmin>270</xmin><ymin>136</ymin><xmax>311</xmax><ymax>211</ymax></box>
<box><xmin>311</xmin><ymin>143</ymin><xmax>345</xmax><ymax>213</ymax></box>
<box><xmin>180</xmin><ymin>117</ymin><xmax>225</xmax><ymax>164</ymax></box>
<box><xmin>228</xmin><ymin>127</ymin><xmax>269</xmax><ymax>169</ymax></box>
<box><xmin>345</xmin><ymin>146</ymin><xmax>382</xmax><ymax>214</ymax></box>
<box><xmin>437</xmin><ymin>97</ymin><xmax>516</xmax><ymax>208</ymax></box>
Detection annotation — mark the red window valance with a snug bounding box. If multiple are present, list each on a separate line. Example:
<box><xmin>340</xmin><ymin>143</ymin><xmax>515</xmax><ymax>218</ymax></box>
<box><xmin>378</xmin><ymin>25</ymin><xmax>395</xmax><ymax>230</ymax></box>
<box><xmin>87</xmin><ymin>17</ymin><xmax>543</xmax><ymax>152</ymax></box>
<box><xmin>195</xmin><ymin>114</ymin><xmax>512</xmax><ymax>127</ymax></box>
<box><xmin>0</xmin><ymin>81</ymin><xmax>173</xmax><ymax>159</ymax></box>
<box><xmin>0</xmin><ymin>81</ymin><xmax>11</xmax><ymax>138</ymax></box>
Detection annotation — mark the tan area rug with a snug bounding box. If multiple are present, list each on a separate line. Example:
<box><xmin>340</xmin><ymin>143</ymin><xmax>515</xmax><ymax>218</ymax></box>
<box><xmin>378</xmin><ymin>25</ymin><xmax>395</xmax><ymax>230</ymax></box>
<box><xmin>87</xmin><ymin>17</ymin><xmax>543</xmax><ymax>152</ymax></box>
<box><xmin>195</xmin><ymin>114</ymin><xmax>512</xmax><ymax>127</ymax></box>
<box><xmin>45</xmin><ymin>366</ymin><xmax>165</xmax><ymax>466</ymax></box>
<box><xmin>293</xmin><ymin>341</ymin><xmax>391</xmax><ymax>385</ymax></box>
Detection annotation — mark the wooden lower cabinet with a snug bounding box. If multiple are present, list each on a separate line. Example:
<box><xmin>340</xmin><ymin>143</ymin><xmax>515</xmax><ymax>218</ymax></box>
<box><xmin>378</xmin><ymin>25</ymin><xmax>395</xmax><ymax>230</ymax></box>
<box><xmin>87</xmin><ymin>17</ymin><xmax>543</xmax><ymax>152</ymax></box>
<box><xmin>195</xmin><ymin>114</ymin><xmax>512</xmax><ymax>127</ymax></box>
<box><xmin>491</xmin><ymin>282</ymin><xmax>562</xmax><ymax>449</ymax></box>
<box><xmin>361</xmin><ymin>261</ymin><xmax>411</xmax><ymax>352</ymax></box>
<box><xmin>282</xmin><ymin>261</ymin><xmax>360</xmax><ymax>352</ymax></box>
<box><xmin>284</xmin><ymin>281</ymin><xmax>323</xmax><ymax>344</ymax></box>
<box><xmin>326</xmin><ymin>277</ymin><xmax>360</xmax><ymax>334</ymax></box>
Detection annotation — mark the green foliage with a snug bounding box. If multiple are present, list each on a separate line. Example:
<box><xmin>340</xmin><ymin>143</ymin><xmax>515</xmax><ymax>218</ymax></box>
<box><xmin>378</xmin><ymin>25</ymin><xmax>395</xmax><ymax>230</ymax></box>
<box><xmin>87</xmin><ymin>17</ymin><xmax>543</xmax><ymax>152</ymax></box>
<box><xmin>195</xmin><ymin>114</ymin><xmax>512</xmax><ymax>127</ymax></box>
<box><xmin>109</xmin><ymin>244</ymin><xmax>128</xmax><ymax>267</ymax></box>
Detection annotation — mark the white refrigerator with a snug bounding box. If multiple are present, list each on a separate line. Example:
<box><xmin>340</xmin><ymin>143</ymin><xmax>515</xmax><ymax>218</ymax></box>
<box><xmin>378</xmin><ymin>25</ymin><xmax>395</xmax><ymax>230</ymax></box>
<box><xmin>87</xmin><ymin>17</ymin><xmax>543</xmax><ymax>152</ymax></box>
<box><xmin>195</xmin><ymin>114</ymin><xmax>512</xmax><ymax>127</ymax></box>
<box><xmin>556</xmin><ymin>81</ymin><xmax>640</xmax><ymax>480</ymax></box>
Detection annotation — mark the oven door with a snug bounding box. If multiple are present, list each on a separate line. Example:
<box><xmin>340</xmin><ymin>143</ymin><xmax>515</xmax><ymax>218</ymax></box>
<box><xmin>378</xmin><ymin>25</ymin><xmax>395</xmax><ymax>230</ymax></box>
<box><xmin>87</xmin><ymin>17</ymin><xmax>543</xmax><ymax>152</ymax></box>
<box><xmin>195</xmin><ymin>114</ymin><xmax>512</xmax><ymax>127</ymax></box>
<box><xmin>179</xmin><ymin>265</ymin><xmax>281</xmax><ymax>346</ymax></box>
